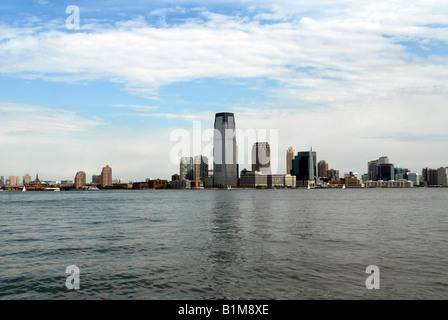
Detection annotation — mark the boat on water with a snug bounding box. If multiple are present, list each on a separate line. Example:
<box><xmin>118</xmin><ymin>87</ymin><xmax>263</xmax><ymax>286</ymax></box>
<box><xmin>22</xmin><ymin>186</ymin><xmax>26</xmax><ymax>192</ymax></box>
<box><xmin>87</xmin><ymin>186</ymin><xmax>100</xmax><ymax>191</ymax></box>
<box><xmin>342</xmin><ymin>184</ymin><xmax>346</xmax><ymax>189</ymax></box>
<box><xmin>44</xmin><ymin>187</ymin><xmax>60</xmax><ymax>192</ymax></box>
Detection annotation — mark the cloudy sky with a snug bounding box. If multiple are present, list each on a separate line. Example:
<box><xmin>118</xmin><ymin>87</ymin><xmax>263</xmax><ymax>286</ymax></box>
<box><xmin>1</xmin><ymin>0</ymin><xmax>447</xmax><ymax>182</ymax></box>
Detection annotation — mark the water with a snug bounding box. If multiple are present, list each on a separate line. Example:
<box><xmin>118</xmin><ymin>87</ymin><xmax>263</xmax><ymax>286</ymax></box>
<box><xmin>1</xmin><ymin>188</ymin><xmax>447</xmax><ymax>299</ymax></box>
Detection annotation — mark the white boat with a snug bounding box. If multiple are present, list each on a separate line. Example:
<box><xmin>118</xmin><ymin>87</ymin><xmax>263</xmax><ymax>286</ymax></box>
<box><xmin>87</xmin><ymin>186</ymin><xmax>100</xmax><ymax>191</ymax></box>
<box><xmin>307</xmin><ymin>185</ymin><xmax>311</xmax><ymax>189</ymax></box>
<box><xmin>342</xmin><ymin>185</ymin><xmax>346</xmax><ymax>189</ymax></box>
<box><xmin>22</xmin><ymin>186</ymin><xmax>26</xmax><ymax>192</ymax></box>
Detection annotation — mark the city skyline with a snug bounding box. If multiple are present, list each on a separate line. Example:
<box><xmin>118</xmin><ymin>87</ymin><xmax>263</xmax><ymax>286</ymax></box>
<box><xmin>1</xmin><ymin>1</ymin><xmax>448</xmax><ymax>181</ymax></box>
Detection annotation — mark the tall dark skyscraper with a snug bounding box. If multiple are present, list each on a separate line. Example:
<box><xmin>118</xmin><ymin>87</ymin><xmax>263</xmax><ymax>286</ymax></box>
<box><xmin>292</xmin><ymin>149</ymin><xmax>317</xmax><ymax>185</ymax></box>
<box><xmin>252</xmin><ymin>142</ymin><xmax>271</xmax><ymax>174</ymax></box>
<box><xmin>213</xmin><ymin>112</ymin><xmax>237</xmax><ymax>187</ymax></box>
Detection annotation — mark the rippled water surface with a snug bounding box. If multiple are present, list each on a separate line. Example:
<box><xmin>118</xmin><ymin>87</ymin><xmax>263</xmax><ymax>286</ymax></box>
<box><xmin>1</xmin><ymin>189</ymin><xmax>447</xmax><ymax>299</ymax></box>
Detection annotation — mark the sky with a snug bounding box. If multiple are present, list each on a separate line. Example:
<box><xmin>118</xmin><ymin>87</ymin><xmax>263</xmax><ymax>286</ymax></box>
<box><xmin>1</xmin><ymin>0</ymin><xmax>447</xmax><ymax>182</ymax></box>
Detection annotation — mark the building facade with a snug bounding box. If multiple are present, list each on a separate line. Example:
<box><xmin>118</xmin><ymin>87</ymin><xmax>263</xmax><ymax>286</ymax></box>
<box><xmin>180</xmin><ymin>157</ymin><xmax>194</xmax><ymax>180</ymax></box>
<box><xmin>317</xmin><ymin>160</ymin><xmax>328</xmax><ymax>178</ymax></box>
<box><xmin>286</xmin><ymin>147</ymin><xmax>296</xmax><ymax>175</ymax></box>
<box><xmin>437</xmin><ymin>167</ymin><xmax>448</xmax><ymax>187</ymax></box>
<box><xmin>292</xmin><ymin>149</ymin><xmax>317</xmax><ymax>186</ymax></box>
<box><xmin>252</xmin><ymin>142</ymin><xmax>271</xmax><ymax>174</ymax></box>
<box><xmin>213</xmin><ymin>112</ymin><xmax>237</xmax><ymax>187</ymax></box>
<box><xmin>101</xmin><ymin>165</ymin><xmax>112</xmax><ymax>187</ymax></box>
<box><xmin>74</xmin><ymin>171</ymin><xmax>86</xmax><ymax>189</ymax></box>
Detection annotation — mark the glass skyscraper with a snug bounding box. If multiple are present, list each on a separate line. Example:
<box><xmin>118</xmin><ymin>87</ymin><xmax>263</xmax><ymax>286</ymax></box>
<box><xmin>213</xmin><ymin>112</ymin><xmax>237</xmax><ymax>187</ymax></box>
<box><xmin>292</xmin><ymin>149</ymin><xmax>317</xmax><ymax>185</ymax></box>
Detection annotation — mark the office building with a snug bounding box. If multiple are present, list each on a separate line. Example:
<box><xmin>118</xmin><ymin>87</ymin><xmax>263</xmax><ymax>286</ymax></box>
<box><xmin>8</xmin><ymin>176</ymin><xmax>16</xmax><ymax>186</ymax></box>
<box><xmin>318</xmin><ymin>160</ymin><xmax>328</xmax><ymax>178</ymax></box>
<box><xmin>180</xmin><ymin>157</ymin><xmax>193</xmax><ymax>180</ymax></box>
<box><xmin>252</xmin><ymin>142</ymin><xmax>271</xmax><ymax>174</ymax></box>
<box><xmin>286</xmin><ymin>147</ymin><xmax>296</xmax><ymax>175</ymax></box>
<box><xmin>74</xmin><ymin>171</ymin><xmax>86</xmax><ymax>189</ymax></box>
<box><xmin>292</xmin><ymin>149</ymin><xmax>317</xmax><ymax>186</ymax></box>
<box><xmin>406</xmin><ymin>172</ymin><xmax>420</xmax><ymax>186</ymax></box>
<box><xmin>376</xmin><ymin>163</ymin><xmax>395</xmax><ymax>181</ymax></box>
<box><xmin>437</xmin><ymin>167</ymin><xmax>448</xmax><ymax>187</ymax></box>
<box><xmin>422</xmin><ymin>167</ymin><xmax>438</xmax><ymax>186</ymax></box>
<box><xmin>194</xmin><ymin>155</ymin><xmax>209</xmax><ymax>181</ymax></box>
<box><xmin>213</xmin><ymin>112</ymin><xmax>237</xmax><ymax>187</ymax></box>
<box><xmin>101</xmin><ymin>165</ymin><xmax>112</xmax><ymax>187</ymax></box>
<box><xmin>91</xmin><ymin>175</ymin><xmax>101</xmax><ymax>184</ymax></box>
<box><xmin>23</xmin><ymin>174</ymin><xmax>32</xmax><ymax>185</ymax></box>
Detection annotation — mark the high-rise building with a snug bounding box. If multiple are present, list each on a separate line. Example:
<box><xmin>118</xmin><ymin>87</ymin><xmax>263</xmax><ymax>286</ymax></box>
<box><xmin>16</xmin><ymin>176</ymin><xmax>20</xmax><ymax>186</ymax></box>
<box><xmin>180</xmin><ymin>156</ymin><xmax>193</xmax><ymax>180</ymax></box>
<box><xmin>376</xmin><ymin>163</ymin><xmax>394</xmax><ymax>181</ymax></box>
<box><xmin>327</xmin><ymin>169</ymin><xmax>339</xmax><ymax>181</ymax></box>
<box><xmin>437</xmin><ymin>167</ymin><xmax>448</xmax><ymax>186</ymax></box>
<box><xmin>317</xmin><ymin>160</ymin><xmax>328</xmax><ymax>178</ymax></box>
<box><xmin>292</xmin><ymin>149</ymin><xmax>317</xmax><ymax>185</ymax></box>
<box><xmin>8</xmin><ymin>176</ymin><xmax>16</xmax><ymax>186</ymax></box>
<box><xmin>407</xmin><ymin>173</ymin><xmax>420</xmax><ymax>186</ymax></box>
<box><xmin>368</xmin><ymin>159</ymin><xmax>379</xmax><ymax>180</ymax></box>
<box><xmin>422</xmin><ymin>167</ymin><xmax>438</xmax><ymax>186</ymax></box>
<box><xmin>74</xmin><ymin>171</ymin><xmax>86</xmax><ymax>189</ymax></box>
<box><xmin>23</xmin><ymin>174</ymin><xmax>32</xmax><ymax>185</ymax></box>
<box><xmin>101</xmin><ymin>165</ymin><xmax>112</xmax><ymax>187</ymax></box>
<box><xmin>193</xmin><ymin>155</ymin><xmax>209</xmax><ymax>181</ymax></box>
<box><xmin>286</xmin><ymin>147</ymin><xmax>296</xmax><ymax>175</ymax></box>
<box><xmin>213</xmin><ymin>112</ymin><xmax>237</xmax><ymax>187</ymax></box>
<box><xmin>252</xmin><ymin>142</ymin><xmax>271</xmax><ymax>174</ymax></box>
<box><xmin>0</xmin><ymin>176</ymin><xmax>4</xmax><ymax>187</ymax></box>
<box><xmin>92</xmin><ymin>174</ymin><xmax>101</xmax><ymax>184</ymax></box>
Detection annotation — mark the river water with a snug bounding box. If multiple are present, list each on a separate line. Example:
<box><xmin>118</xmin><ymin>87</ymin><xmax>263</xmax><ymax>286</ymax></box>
<box><xmin>1</xmin><ymin>188</ymin><xmax>447</xmax><ymax>299</ymax></box>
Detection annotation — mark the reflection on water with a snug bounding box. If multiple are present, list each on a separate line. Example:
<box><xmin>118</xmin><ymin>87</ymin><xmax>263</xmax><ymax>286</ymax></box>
<box><xmin>1</xmin><ymin>188</ymin><xmax>448</xmax><ymax>299</ymax></box>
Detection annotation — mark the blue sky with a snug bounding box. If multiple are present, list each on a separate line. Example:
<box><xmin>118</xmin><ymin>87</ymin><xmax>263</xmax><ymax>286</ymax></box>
<box><xmin>1</xmin><ymin>0</ymin><xmax>448</xmax><ymax>182</ymax></box>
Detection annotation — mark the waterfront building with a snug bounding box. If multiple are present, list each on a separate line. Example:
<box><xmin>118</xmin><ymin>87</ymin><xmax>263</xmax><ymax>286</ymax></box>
<box><xmin>171</xmin><ymin>174</ymin><xmax>180</xmax><ymax>181</ymax></box>
<box><xmin>0</xmin><ymin>176</ymin><xmax>4</xmax><ymax>187</ymax></box>
<box><xmin>92</xmin><ymin>174</ymin><xmax>101</xmax><ymax>184</ymax></box>
<box><xmin>318</xmin><ymin>160</ymin><xmax>328</xmax><ymax>178</ymax></box>
<box><xmin>23</xmin><ymin>174</ymin><xmax>32</xmax><ymax>185</ymax></box>
<box><xmin>291</xmin><ymin>149</ymin><xmax>317</xmax><ymax>186</ymax></box>
<box><xmin>172</xmin><ymin>180</ymin><xmax>192</xmax><ymax>189</ymax></box>
<box><xmin>327</xmin><ymin>169</ymin><xmax>339</xmax><ymax>181</ymax></box>
<box><xmin>286</xmin><ymin>147</ymin><xmax>296</xmax><ymax>175</ymax></box>
<box><xmin>194</xmin><ymin>155</ymin><xmax>209</xmax><ymax>181</ymax></box>
<box><xmin>240</xmin><ymin>169</ymin><xmax>296</xmax><ymax>188</ymax></box>
<box><xmin>437</xmin><ymin>167</ymin><xmax>448</xmax><ymax>187</ymax></box>
<box><xmin>395</xmin><ymin>167</ymin><xmax>410</xmax><ymax>180</ymax></box>
<box><xmin>422</xmin><ymin>167</ymin><xmax>438</xmax><ymax>186</ymax></box>
<box><xmin>16</xmin><ymin>176</ymin><xmax>20</xmax><ymax>186</ymax></box>
<box><xmin>8</xmin><ymin>176</ymin><xmax>16</xmax><ymax>186</ymax></box>
<box><xmin>406</xmin><ymin>173</ymin><xmax>420</xmax><ymax>186</ymax></box>
<box><xmin>213</xmin><ymin>112</ymin><xmax>237</xmax><ymax>188</ymax></box>
<box><xmin>252</xmin><ymin>142</ymin><xmax>271</xmax><ymax>174</ymax></box>
<box><xmin>376</xmin><ymin>163</ymin><xmax>395</xmax><ymax>181</ymax></box>
<box><xmin>74</xmin><ymin>171</ymin><xmax>86</xmax><ymax>189</ymax></box>
<box><xmin>101</xmin><ymin>165</ymin><xmax>112</xmax><ymax>187</ymax></box>
<box><xmin>180</xmin><ymin>156</ymin><xmax>194</xmax><ymax>180</ymax></box>
<box><xmin>368</xmin><ymin>159</ymin><xmax>379</xmax><ymax>180</ymax></box>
